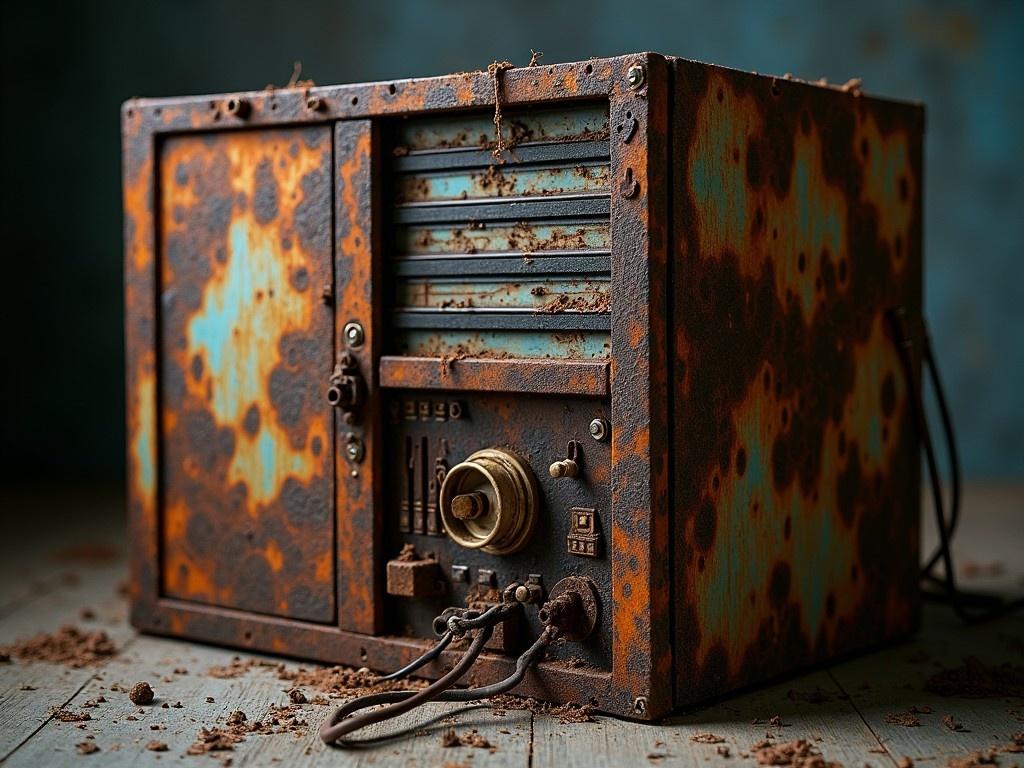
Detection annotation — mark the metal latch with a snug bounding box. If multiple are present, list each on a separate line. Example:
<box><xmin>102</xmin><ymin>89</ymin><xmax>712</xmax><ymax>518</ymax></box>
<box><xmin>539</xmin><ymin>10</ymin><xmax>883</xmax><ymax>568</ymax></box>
<box><xmin>326</xmin><ymin>352</ymin><xmax>364</xmax><ymax>417</ymax></box>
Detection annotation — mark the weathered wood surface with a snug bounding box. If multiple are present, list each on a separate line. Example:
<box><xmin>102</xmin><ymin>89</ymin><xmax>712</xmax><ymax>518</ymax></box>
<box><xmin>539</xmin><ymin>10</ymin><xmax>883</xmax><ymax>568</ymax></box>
<box><xmin>0</xmin><ymin>484</ymin><xmax>1020</xmax><ymax>767</ymax></box>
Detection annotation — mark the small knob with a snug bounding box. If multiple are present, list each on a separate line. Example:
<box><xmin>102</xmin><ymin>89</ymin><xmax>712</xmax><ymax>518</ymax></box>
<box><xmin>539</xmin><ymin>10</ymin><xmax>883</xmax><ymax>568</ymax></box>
<box><xmin>548</xmin><ymin>459</ymin><xmax>578</xmax><ymax>478</ymax></box>
<box><xmin>514</xmin><ymin>582</ymin><xmax>543</xmax><ymax>604</ymax></box>
<box><xmin>451</xmin><ymin>491</ymin><xmax>488</xmax><ymax>520</ymax></box>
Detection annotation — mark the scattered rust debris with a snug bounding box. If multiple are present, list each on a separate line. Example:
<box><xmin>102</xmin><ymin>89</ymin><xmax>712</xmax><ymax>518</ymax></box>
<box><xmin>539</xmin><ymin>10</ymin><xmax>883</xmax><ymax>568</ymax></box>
<box><xmin>186</xmin><ymin>727</ymin><xmax>243</xmax><ymax>755</ymax></box>
<box><xmin>145</xmin><ymin>740</ymin><xmax>169</xmax><ymax>752</ymax></box>
<box><xmin>926</xmin><ymin>658</ymin><xmax>1024</xmax><ymax>698</ymax></box>
<box><xmin>0</xmin><ymin>625</ymin><xmax>116</xmax><ymax>667</ymax></box>
<box><xmin>885</xmin><ymin>711</ymin><xmax>922</xmax><ymax>727</ymax></box>
<box><xmin>942</xmin><ymin>714</ymin><xmax>966</xmax><ymax>732</ymax></box>
<box><xmin>691</xmin><ymin>732</ymin><xmax>725</xmax><ymax>744</ymax></box>
<box><xmin>129</xmin><ymin>681</ymin><xmax>154</xmax><ymax>705</ymax></box>
<box><xmin>749</xmin><ymin>738</ymin><xmax>841</xmax><ymax>767</ymax></box>
<box><xmin>898</xmin><ymin>758</ymin><xmax>915</xmax><ymax>768</ymax></box>
<box><xmin>52</xmin><ymin>708</ymin><xmax>92</xmax><ymax>723</ymax></box>
<box><xmin>186</xmin><ymin>704</ymin><xmax>309</xmax><ymax>757</ymax></box>
<box><xmin>440</xmin><ymin>727</ymin><xmax>496</xmax><ymax>752</ymax></box>
<box><xmin>488</xmin><ymin>694</ymin><xmax>596</xmax><ymax>723</ymax></box>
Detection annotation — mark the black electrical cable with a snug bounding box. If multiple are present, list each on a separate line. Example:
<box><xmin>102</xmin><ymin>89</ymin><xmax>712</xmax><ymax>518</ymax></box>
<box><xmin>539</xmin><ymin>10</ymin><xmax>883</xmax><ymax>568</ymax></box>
<box><xmin>888</xmin><ymin>308</ymin><xmax>1023</xmax><ymax>622</ymax></box>
<box><xmin>374</xmin><ymin>630</ymin><xmax>455</xmax><ymax>683</ymax></box>
<box><xmin>320</xmin><ymin>592</ymin><xmax>576</xmax><ymax>747</ymax></box>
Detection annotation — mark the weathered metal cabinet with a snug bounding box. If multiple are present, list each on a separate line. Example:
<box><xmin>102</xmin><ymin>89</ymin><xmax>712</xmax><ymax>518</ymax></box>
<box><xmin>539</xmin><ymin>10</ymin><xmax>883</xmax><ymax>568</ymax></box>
<box><xmin>123</xmin><ymin>53</ymin><xmax>923</xmax><ymax>720</ymax></box>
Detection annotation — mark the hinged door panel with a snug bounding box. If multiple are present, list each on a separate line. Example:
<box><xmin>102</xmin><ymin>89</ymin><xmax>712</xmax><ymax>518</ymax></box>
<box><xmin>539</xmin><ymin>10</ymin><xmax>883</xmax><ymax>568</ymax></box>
<box><xmin>157</xmin><ymin>126</ymin><xmax>337</xmax><ymax>623</ymax></box>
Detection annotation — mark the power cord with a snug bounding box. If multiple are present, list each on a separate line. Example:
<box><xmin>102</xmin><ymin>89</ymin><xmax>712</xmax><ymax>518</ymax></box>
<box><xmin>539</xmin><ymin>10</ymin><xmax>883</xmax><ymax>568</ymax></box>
<box><xmin>888</xmin><ymin>307</ymin><xmax>1023</xmax><ymax>622</ymax></box>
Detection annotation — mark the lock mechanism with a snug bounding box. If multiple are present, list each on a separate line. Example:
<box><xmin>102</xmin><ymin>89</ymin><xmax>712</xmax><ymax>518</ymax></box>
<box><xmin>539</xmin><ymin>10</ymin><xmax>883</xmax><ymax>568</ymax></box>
<box><xmin>326</xmin><ymin>352</ymin><xmax>364</xmax><ymax>415</ymax></box>
<box><xmin>439</xmin><ymin>449</ymin><xmax>538</xmax><ymax>555</ymax></box>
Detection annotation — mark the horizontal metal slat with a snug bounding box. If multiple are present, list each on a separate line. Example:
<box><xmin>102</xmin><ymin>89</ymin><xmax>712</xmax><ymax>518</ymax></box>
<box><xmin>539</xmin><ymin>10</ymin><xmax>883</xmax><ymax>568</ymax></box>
<box><xmin>392</xmin><ymin>194</ymin><xmax>610</xmax><ymax>224</ymax></box>
<box><xmin>391</xmin><ymin>310</ymin><xmax>611</xmax><ymax>331</ymax></box>
<box><xmin>391</xmin><ymin>253</ymin><xmax>611</xmax><ymax>277</ymax></box>
<box><xmin>393</xmin><ymin>139</ymin><xmax>610</xmax><ymax>172</ymax></box>
<box><xmin>379</xmin><ymin>356</ymin><xmax>610</xmax><ymax>396</ymax></box>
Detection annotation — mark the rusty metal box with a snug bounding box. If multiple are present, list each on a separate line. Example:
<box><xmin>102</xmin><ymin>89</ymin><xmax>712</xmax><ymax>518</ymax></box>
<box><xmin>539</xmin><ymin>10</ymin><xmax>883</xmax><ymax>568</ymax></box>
<box><xmin>123</xmin><ymin>53</ymin><xmax>923</xmax><ymax>720</ymax></box>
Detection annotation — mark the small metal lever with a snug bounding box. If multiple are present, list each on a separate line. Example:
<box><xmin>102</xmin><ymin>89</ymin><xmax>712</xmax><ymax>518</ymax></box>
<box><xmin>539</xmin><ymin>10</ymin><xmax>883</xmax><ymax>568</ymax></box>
<box><xmin>549</xmin><ymin>440</ymin><xmax>581</xmax><ymax>479</ymax></box>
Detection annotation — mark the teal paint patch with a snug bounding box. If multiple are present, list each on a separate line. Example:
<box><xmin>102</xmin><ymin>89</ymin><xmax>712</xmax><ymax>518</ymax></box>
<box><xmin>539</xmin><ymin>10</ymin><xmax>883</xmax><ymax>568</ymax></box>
<box><xmin>398</xmin><ymin>161</ymin><xmax>609</xmax><ymax>203</ymax></box>
<box><xmin>396</xmin><ymin>276</ymin><xmax>611</xmax><ymax>310</ymax></box>
<box><xmin>393</xmin><ymin>329</ymin><xmax>611</xmax><ymax>359</ymax></box>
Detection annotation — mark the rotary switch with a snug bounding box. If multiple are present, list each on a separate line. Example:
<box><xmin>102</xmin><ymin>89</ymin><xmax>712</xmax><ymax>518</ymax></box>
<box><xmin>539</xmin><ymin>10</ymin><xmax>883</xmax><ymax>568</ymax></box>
<box><xmin>439</xmin><ymin>448</ymin><xmax>538</xmax><ymax>555</ymax></box>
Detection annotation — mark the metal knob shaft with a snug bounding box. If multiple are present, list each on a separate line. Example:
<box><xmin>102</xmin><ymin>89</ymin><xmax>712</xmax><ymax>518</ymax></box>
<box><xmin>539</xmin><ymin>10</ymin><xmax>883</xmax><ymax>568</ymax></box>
<box><xmin>548</xmin><ymin>459</ymin><xmax>578</xmax><ymax>478</ymax></box>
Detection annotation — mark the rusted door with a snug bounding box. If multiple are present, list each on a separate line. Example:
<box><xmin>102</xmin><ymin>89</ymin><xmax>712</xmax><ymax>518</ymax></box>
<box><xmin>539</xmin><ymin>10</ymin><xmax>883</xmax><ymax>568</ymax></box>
<box><xmin>157</xmin><ymin>126</ymin><xmax>338</xmax><ymax>623</ymax></box>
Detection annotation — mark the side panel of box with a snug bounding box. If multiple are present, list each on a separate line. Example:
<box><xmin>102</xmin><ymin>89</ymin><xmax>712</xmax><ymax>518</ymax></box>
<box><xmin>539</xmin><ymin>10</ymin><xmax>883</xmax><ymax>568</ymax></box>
<box><xmin>670</xmin><ymin>60</ymin><xmax>924</xmax><ymax>705</ymax></box>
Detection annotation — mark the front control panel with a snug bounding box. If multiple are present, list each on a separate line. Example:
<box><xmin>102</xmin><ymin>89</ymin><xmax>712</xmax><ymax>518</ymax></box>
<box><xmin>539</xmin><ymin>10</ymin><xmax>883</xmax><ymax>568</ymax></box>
<box><xmin>381</xmin><ymin>391</ymin><xmax>612</xmax><ymax>670</ymax></box>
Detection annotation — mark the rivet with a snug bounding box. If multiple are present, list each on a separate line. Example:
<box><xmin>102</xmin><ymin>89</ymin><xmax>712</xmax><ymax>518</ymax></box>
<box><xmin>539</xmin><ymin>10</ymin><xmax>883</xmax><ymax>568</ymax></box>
<box><xmin>632</xmin><ymin>696</ymin><xmax>648</xmax><ymax>716</ymax></box>
<box><xmin>589</xmin><ymin>418</ymin><xmax>609</xmax><ymax>442</ymax></box>
<box><xmin>344</xmin><ymin>321</ymin><xmax>365</xmax><ymax>348</ymax></box>
<box><xmin>306</xmin><ymin>95</ymin><xmax>324</xmax><ymax>112</ymax></box>
<box><xmin>626</xmin><ymin>64</ymin><xmax>646</xmax><ymax>90</ymax></box>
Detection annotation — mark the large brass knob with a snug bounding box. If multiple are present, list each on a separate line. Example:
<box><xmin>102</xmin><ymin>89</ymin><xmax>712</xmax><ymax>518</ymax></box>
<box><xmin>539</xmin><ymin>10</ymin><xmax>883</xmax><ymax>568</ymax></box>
<box><xmin>439</xmin><ymin>449</ymin><xmax>538</xmax><ymax>555</ymax></box>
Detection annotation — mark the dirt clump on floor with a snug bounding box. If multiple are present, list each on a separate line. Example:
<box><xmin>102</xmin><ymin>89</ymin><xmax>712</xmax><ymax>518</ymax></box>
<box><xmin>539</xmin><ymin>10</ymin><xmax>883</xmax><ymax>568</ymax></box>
<box><xmin>942</xmin><ymin>714</ymin><xmax>966</xmax><ymax>731</ymax></box>
<box><xmin>749</xmin><ymin>738</ymin><xmax>841</xmax><ymax>767</ymax></box>
<box><xmin>926</xmin><ymin>657</ymin><xmax>1024</xmax><ymax>698</ymax></box>
<box><xmin>52</xmin><ymin>708</ymin><xmax>91</xmax><ymax>723</ymax></box>
<box><xmin>0</xmin><ymin>625</ymin><xmax>116</xmax><ymax>667</ymax></box>
<box><xmin>128</xmin><ymin>681</ymin><xmax>154</xmax><ymax>705</ymax></box>
<box><xmin>186</xmin><ymin>727</ymin><xmax>243</xmax><ymax>755</ymax></box>
<box><xmin>488</xmin><ymin>694</ymin><xmax>596</xmax><ymax>723</ymax></box>
<box><xmin>440</xmin><ymin>728</ymin><xmax>496</xmax><ymax>751</ymax></box>
<box><xmin>75</xmin><ymin>740</ymin><xmax>100</xmax><ymax>754</ymax></box>
<box><xmin>885</xmin><ymin>710</ymin><xmax>922</xmax><ymax>727</ymax></box>
<box><xmin>146</xmin><ymin>740</ymin><xmax>168</xmax><ymax>752</ymax></box>
<box><xmin>691</xmin><ymin>732</ymin><xmax>725</xmax><ymax>744</ymax></box>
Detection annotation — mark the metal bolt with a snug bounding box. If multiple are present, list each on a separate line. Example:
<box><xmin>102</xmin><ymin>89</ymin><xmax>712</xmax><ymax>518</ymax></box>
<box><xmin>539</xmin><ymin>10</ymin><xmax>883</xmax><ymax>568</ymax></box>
<box><xmin>626</xmin><ymin>64</ymin><xmax>646</xmax><ymax>90</ymax></box>
<box><xmin>306</xmin><ymin>95</ymin><xmax>324</xmax><ymax>112</ymax></box>
<box><xmin>345</xmin><ymin>435</ymin><xmax>365</xmax><ymax>463</ymax></box>
<box><xmin>344</xmin><ymin>321</ymin><xmax>365</xmax><ymax>348</ymax></box>
<box><xmin>589</xmin><ymin>418</ymin><xmax>609</xmax><ymax>442</ymax></box>
<box><xmin>514</xmin><ymin>585</ymin><xmax>530</xmax><ymax>603</ymax></box>
<box><xmin>632</xmin><ymin>696</ymin><xmax>648</xmax><ymax>716</ymax></box>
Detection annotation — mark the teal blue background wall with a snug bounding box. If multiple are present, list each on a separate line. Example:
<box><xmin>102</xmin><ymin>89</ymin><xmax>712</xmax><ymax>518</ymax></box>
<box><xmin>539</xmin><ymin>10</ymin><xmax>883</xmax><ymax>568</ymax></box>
<box><xmin>1</xmin><ymin>0</ymin><xmax>1021</xmax><ymax>481</ymax></box>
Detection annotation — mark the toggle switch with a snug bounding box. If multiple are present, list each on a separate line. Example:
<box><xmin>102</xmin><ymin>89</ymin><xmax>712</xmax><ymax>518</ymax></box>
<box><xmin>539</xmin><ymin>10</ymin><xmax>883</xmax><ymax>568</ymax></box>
<box><xmin>548</xmin><ymin>440</ymin><xmax>581</xmax><ymax>479</ymax></box>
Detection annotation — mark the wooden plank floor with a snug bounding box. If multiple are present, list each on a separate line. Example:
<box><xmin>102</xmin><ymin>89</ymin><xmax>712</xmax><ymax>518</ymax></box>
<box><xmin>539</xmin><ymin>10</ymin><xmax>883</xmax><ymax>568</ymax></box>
<box><xmin>0</xmin><ymin>485</ymin><xmax>1021</xmax><ymax>767</ymax></box>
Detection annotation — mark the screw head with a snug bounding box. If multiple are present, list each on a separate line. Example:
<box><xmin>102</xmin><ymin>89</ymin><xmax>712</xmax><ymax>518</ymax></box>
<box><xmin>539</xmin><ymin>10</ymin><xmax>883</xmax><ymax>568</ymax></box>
<box><xmin>306</xmin><ymin>95</ymin><xmax>324</xmax><ymax>112</ymax></box>
<box><xmin>514</xmin><ymin>585</ymin><xmax>530</xmax><ymax>603</ymax></box>
<box><xmin>345</xmin><ymin>435</ymin><xmax>365</xmax><ymax>463</ymax></box>
<box><xmin>632</xmin><ymin>696</ymin><xmax>648</xmax><ymax>716</ymax></box>
<box><xmin>344</xmin><ymin>321</ymin><xmax>365</xmax><ymax>347</ymax></box>
<box><xmin>589</xmin><ymin>418</ymin><xmax>609</xmax><ymax>442</ymax></box>
<box><xmin>626</xmin><ymin>64</ymin><xmax>645</xmax><ymax>89</ymax></box>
